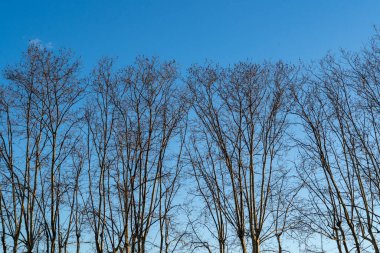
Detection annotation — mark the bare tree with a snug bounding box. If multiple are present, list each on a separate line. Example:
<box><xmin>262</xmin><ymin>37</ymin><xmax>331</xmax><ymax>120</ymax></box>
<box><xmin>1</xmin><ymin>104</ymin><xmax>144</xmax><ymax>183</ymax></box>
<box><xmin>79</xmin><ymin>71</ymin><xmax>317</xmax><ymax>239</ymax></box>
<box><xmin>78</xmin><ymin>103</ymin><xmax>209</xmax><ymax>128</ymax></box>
<box><xmin>186</xmin><ymin>61</ymin><xmax>296</xmax><ymax>253</ymax></box>
<box><xmin>84</xmin><ymin>57</ymin><xmax>188</xmax><ymax>253</ymax></box>
<box><xmin>0</xmin><ymin>43</ymin><xmax>84</xmax><ymax>253</ymax></box>
<box><xmin>293</xmin><ymin>33</ymin><xmax>380</xmax><ymax>252</ymax></box>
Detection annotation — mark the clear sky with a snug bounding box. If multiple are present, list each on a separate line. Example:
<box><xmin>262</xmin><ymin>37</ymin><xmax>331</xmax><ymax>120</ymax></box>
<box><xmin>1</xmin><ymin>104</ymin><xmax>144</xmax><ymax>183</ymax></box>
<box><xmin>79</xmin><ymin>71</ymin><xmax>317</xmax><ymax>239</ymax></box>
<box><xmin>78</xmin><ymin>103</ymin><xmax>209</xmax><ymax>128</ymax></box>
<box><xmin>1</xmin><ymin>0</ymin><xmax>380</xmax><ymax>69</ymax></box>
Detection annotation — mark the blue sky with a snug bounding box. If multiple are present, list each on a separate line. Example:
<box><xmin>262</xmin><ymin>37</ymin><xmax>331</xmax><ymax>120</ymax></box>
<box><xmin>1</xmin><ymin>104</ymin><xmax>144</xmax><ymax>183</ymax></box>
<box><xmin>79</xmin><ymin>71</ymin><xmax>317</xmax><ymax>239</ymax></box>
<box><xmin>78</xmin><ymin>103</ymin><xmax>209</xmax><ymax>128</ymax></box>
<box><xmin>1</xmin><ymin>0</ymin><xmax>380</xmax><ymax>69</ymax></box>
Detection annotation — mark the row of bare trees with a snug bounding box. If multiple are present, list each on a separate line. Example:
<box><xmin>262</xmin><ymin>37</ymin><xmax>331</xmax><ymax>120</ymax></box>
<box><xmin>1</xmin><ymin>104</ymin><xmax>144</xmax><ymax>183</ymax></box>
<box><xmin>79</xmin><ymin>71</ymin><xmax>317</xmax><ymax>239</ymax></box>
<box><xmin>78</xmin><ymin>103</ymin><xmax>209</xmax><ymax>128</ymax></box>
<box><xmin>1</xmin><ymin>34</ymin><xmax>380</xmax><ymax>252</ymax></box>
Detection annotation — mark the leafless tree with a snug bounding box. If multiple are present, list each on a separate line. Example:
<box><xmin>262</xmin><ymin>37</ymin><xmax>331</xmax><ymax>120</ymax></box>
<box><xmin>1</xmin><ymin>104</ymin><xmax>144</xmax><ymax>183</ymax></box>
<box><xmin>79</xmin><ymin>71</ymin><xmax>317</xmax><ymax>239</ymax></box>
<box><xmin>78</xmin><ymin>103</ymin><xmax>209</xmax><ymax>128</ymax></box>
<box><xmin>84</xmin><ymin>57</ymin><xmax>188</xmax><ymax>253</ymax></box>
<box><xmin>0</xmin><ymin>43</ymin><xmax>85</xmax><ymax>253</ymax></box>
<box><xmin>186</xmin><ymin>61</ymin><xmax>296</xmax><ymax>253</ymax></box>
<box><xmin>293</xmin><ymin>33</ymin><xmax>380</xmax><ymax>253</ymax></box>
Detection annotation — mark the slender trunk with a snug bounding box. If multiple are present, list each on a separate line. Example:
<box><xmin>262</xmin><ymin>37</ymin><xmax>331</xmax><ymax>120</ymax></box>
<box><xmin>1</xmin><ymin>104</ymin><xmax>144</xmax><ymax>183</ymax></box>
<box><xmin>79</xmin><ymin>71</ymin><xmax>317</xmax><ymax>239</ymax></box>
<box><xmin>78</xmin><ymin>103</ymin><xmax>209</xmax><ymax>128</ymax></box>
<box><xmin>51</xmin><ymin>133</ymin><xmax>57</xmax><ymax>253</ymax></box>
<box><xmin>239</xmin><ymin>236</ymin><xmax>247</xmax><ymax>253</ymax></box>
<box><xmin>0</xmin><ymin>190</ymin><xmax>6</xmax><ymax>253</ymax></box>
<box><xmin>253</xmin><ymin>237</ymin><xmax>260</xmax><ymax>253</ymax></box>
<box><xmin>276</xmin><ymin>235</ymin><xmax>281</xmax><ymax>253</ymax></box>
<box><xmin>218</xmin><ymin>239</ymin><xmax>226</xmax><ymax>253</ymax></box>
<box><xmin>75</xmin><ymin>233</ymin><xmax>80</xmax><ymax>253</ymax></box>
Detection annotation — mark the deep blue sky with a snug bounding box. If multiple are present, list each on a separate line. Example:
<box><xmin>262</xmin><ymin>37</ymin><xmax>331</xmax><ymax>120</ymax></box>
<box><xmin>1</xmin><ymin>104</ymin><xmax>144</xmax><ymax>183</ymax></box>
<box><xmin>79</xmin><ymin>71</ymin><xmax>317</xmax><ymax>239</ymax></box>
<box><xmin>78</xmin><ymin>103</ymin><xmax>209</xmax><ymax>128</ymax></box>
<box><xmin>1</xmin><ymin>0</ymin><xmax>380</xmax><ymax>69</ymax></box>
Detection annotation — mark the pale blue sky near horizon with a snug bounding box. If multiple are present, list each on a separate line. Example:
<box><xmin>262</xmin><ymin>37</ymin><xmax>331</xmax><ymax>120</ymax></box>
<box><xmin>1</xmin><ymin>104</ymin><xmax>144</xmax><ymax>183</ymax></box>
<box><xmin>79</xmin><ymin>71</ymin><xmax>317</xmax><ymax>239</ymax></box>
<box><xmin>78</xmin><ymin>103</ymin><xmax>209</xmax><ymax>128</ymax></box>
<box><xmin>1</xmin><ymin>0</ymin><xmax>380</xmax><ymax>70</ymax></box>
